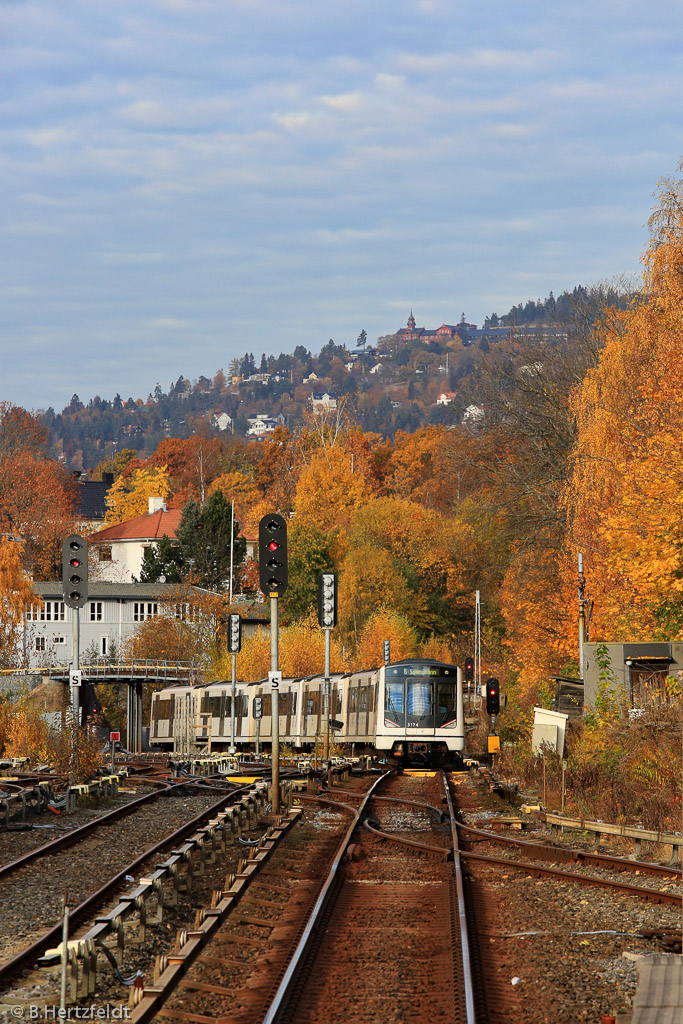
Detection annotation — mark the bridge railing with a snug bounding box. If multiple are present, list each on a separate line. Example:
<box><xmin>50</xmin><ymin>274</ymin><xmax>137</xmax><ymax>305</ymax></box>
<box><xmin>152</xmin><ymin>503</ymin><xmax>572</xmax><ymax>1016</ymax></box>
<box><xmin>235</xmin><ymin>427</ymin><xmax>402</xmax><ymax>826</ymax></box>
<box><xmin>0</xmin><ymin>661</ymin><xmax>199</xmax><ymax>682</ymax></box>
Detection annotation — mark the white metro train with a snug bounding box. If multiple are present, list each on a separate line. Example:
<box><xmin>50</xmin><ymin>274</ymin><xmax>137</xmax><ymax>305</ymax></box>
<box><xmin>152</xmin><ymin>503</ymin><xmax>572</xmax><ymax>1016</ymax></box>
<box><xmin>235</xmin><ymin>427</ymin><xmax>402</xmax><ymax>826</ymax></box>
<box><xmin>150</xmin><ymin>658</ymin><xmax>465</xmax><ymax>767</ymax></box>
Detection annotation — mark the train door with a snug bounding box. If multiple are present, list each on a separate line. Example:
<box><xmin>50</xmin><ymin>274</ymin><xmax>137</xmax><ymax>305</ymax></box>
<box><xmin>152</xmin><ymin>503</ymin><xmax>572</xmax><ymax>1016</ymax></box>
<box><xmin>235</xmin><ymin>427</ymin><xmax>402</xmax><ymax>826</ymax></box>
<box><xmin>172</xmin><ymin>689</ymin><xmax>198</xmax><ymax>754</ymax></box>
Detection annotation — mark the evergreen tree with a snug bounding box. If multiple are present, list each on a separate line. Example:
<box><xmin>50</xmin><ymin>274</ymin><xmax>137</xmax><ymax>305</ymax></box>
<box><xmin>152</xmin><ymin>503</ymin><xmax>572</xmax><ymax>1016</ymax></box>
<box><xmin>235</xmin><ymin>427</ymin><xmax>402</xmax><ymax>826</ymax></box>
<box><xmin>176</xmin><ymin>491</ymin><xmax>246</xmax><ymax>591</ymax></box>
<box><xmin>137</xmin><ymin>534</ymin><xmax>185</xmax><ymax>583</ymax></box>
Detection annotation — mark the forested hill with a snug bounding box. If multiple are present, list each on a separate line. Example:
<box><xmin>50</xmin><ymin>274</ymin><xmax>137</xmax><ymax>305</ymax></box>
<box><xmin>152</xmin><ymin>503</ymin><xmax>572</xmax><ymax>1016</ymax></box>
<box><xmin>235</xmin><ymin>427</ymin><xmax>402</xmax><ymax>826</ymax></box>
<box><xmin>39</xmin><ymin>283</ymin><xmax>632</xmax><ymax>472</ymax></box>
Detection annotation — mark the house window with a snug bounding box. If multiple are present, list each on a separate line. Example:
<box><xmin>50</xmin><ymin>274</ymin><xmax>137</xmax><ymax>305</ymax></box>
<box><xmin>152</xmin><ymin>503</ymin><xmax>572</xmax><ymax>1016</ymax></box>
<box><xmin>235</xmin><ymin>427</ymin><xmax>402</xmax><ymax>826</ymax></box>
<box><xmin>101</xmin><ymin>636</ymin><xmax>109</xmax><ymax>656</ymax></box>
<box><xmin>35</xmin><ymin>637</ymin><xmax>46</xmax><ymax>652</ymax></box>
<box><xmin>54</xmin><ymin>636</ymin><xmax>66</xmax><ymax>645</ymax></box>
<box><xmin>133</xmin><ymin>602</ymin><xmax>158</xmax><ymax>622</ymax></box>
<box><xmin>99</xmin><ymin>546</ymin><xmax>112</xmax><ymax>562</ymax></box>
<box><xmin>39</xmin><ymin>601</ymin><xmax>65</xmax><ymax>622</ymax></box>
<box><xmin>90</xmin><ymin>602</ymin><xmax>103</xmax><ymax>622</ymax></box>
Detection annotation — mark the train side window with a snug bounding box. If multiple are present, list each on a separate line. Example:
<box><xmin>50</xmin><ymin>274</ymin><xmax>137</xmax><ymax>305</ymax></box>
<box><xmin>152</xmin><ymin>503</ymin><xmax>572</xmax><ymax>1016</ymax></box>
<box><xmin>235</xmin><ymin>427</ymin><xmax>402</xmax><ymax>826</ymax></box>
<box><xmin>263</xmin><ymin>694</ymin><xmax>272</xmax><ymax>716</ymax></box>
<box><xmin>349</xmin><ymin>689</ymin><xmax>357</xmax><ymax>712</ymax></box>
<box><xmin>359</xmin><ymin>687</ymin><xmax>368</xmax><ymax>711</ymax></box>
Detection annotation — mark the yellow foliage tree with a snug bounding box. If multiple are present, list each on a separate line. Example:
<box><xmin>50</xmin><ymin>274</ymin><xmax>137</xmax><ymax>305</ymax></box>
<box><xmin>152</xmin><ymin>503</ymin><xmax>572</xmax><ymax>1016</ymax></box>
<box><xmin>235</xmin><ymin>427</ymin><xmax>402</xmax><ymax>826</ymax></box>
<box><xmin>220</xmin><ymin>615</ymin><xmax>348</xmax><ymax>682</ymax></box>
<box><xmin>210</xmin><ymin>470</ymin><xmax>260</xmax><ymax>525</ymax></box>
<box><xmin>0</xmin><ymin>538</ymin><xmax>36</xmax><ymax>668</ymax></box>
<box><xmin>294</xmin><ymin>444</ymin><xmax>372</xmax><ymax>534</ymax></box>
<box><xmin>355</xmin><ymin>608</ymin><xmax>418</xmax><ymax>669</ymax></box>
<box><xmin>568</xmin><ymin>163</ymin><xmax>683</xmax><ymax>638</ymax></box>
<box><xmin>104</xmin><ymin>466</ymin><xmax>171</xmax><ymax>525</ymax></box>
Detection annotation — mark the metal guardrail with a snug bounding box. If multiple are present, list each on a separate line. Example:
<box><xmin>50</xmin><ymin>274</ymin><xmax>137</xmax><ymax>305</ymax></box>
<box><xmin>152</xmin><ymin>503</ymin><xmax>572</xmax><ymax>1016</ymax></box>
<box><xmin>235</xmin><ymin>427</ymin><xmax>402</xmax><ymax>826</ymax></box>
<box><xmin>0</xmin><ymin>661</ymin><xmax>198</xmax><ymax>682</ymax></box>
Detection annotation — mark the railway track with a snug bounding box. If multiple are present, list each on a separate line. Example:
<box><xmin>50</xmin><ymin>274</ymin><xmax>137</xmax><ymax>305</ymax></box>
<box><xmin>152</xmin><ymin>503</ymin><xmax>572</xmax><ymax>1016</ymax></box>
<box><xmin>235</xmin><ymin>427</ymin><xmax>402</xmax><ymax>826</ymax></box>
<box><xmin>450</xmin><ymin>769</ymin><xmax>683</xmax><ymax>1022</ymax></box>
<box><xmin>127</xmin><ymin>769</ymin><xmax>476</xmax><ymax>1024</ymax></box>
<box><xmin>457</xmin><ymin>821</ymin><xmax>683</xmax><ymax>908</ymax></box>
<box><xmin>0</xmin><ymin>780</ymin><xmax>265</xmax><ymax>994</ymax></box>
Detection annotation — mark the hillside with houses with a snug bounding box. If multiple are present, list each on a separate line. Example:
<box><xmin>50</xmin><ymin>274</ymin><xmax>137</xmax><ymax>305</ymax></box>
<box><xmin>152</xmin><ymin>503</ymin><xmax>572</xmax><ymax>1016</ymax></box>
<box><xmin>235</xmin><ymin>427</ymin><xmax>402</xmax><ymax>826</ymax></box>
<box><xmin>37</xmin><ymin>289</ymin><xmax>606</xmax><ymax>473</ymax></box>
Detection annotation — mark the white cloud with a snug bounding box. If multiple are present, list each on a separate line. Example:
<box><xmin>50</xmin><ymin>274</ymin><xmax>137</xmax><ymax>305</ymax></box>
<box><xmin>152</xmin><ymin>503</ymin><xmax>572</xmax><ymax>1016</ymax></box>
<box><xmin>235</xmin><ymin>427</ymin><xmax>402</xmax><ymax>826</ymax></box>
<box><xmin>152</xmin><ymin>317</ymin><xmax>191</xmax><ymax>329</ymax></box>
<box><xmin>0</xmin><ymin>0</ymin><xmax>678</xmax><ymax>408</ymax></box>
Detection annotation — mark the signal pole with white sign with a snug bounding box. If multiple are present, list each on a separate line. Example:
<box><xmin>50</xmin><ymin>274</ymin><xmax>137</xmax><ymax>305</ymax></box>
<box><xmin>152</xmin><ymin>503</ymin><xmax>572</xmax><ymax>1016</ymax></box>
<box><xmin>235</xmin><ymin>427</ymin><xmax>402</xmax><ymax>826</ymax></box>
<box><xmin>259</xmin><ymin>514</ymin><xmax>288</xmax><ymax>814</ymax></box>
<box><xmin>62</xmin><ymin>535</ymin><xmax>88</xmax><ymax>786</ymax></box>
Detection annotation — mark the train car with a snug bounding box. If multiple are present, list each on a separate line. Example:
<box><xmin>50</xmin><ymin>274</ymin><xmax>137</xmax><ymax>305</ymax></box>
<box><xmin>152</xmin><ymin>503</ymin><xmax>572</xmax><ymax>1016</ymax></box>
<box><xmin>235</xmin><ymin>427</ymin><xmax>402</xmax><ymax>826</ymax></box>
<box><xmin>150</xmin><ymin>657</ymin><xmax>464</xmax><ymax>766</ymax></box>
<box><xmin>377</xmin><ymin>659</ymin><xmax>463</xmax><ymax>766</ymax></box>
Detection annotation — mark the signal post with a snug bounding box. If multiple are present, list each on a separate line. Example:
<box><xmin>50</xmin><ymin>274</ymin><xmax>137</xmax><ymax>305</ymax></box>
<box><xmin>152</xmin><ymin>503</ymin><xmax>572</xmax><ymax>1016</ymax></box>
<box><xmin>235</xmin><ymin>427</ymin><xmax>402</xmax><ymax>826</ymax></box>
<box><xmin>259</xmin><ymin>514</ymin><xmax>288</xmax><ymax>814</ymax></box>
<box><xmin>486</xmin><ymin>677</ymin><xmax>501</xmax><ymax>758</ymax></box>
<box><xmin>62</xmin><ymin>535</ymin><xmax>88</xmax><ymax>786</ymax></box>
<box><xmin>317</xmin><ymin>573</ymin><xmax>338</xmax><ymax>762</ymax></box>
<box><xmin>227</xmin><ymin>613</ymin><xmax>242</xmax><ymax>755</ymax></box>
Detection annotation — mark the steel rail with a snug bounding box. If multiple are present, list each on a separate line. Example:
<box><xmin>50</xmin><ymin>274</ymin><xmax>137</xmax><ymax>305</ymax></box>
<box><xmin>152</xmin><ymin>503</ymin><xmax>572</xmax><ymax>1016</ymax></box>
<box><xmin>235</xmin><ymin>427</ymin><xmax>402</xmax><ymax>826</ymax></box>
<box><xmin>0</xmin><ymin>781</ymin><xmax>174</xmax><ymax>881</ymax></box>
<box><xmin>442</xmin><ymin>771</ymin><xmax>477</xmax><ymax>1024</ymax></box>
<box><xmin>261</xmin><ymin>771</ymin><xmax>392</xmax><ymax>1024</ymax></box>
<box><xmin>0</xmin><ymin>777</ymin><xmax>233</xmax><ymax>881</ymax></box>
<box><xmin>457</xmin><ymin>821</ymin><xmax>683</xmax><ymax>878</ymax></box>
<box><xmin>328</xmin><ymin>787</ymin><xmax>447</xmax><ymax>818</ymax></box>
<box><xmin>461</xmin><ymin>849</ymin><xmax>683</xmax><ymax>905</ymax></box>
<box><xmin>362</xmin><ymin>818</ymin><xmax>451</xmax><ymax>858</ymax></box>
<box><xmin>0</xmin><ymin>784</ymin><xmax>255</xmax><ymax>988</ymax></box>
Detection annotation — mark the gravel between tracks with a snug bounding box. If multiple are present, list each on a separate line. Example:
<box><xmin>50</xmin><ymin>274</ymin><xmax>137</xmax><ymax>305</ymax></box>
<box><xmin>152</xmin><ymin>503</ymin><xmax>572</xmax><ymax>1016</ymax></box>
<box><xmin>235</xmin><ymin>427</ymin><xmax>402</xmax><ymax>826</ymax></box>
<box><xmin>0</xmin><ymin>789</ymin><xmax>230</xmax><ymax>967</ymax></box>
<box><xmin>455</xmin><ymin>771</ymin><xmax>682</xmax><ymax>1022</ymax></box>
<box><xmin>0</xmin><ymin>787</ymin><xmax>159</xmax><ymax>868</ymax></box>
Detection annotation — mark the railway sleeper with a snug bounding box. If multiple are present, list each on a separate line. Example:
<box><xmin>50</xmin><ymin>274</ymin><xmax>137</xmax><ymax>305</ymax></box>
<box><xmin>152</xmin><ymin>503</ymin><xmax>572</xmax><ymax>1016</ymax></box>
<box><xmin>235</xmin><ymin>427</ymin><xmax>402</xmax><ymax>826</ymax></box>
<box><xmin>38</xmin><ymin>783</ymin><xmax>271</xmax><ymax>1000</ymax></box>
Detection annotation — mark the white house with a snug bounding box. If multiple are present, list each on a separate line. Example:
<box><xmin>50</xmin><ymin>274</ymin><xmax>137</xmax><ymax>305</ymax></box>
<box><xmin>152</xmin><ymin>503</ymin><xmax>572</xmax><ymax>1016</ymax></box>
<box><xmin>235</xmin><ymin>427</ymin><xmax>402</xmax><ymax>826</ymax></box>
<box><xmin>91</xmin><ymin>498</ymin><xmax>182</xmax><ymax>583</ymax></box>
<box><xmin>246</xmin><ymin>413</ymin><xmax>283</xmax><ymax>437</ymax></box>
<box><xmin>436</xmin><ymin>392</ymin><xmax>456</xmax><ymax>406</ymax></box>
<box><xmin>212</xmin><ymin>412</ymin><xmax>233</xmax><ymax>432</ymax></box>
<box><xmin>462</xmin><ymin>403</ymin><xmax>485</xmax><ymax>425</ymax></box>
<box><xmin>310</xmin><ymin>392</ymin><xmax>337</xmax><ymax>411</ymax></box>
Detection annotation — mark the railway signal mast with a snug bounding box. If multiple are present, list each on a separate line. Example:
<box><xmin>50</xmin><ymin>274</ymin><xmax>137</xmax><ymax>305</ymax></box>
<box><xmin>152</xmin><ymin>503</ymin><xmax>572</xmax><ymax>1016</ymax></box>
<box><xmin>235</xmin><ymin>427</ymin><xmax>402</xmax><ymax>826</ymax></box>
<box><xmin>62</xmin><ymin>535</ymin><xmax>88</xmax><ymax>786</ymax></box>
<box><xmin>227</xmin><ymin>613</ymin><xmax>242</xmax><ymax>754</ymax></box>
<box><xmin>318</xmin><ymin>572</ymin><xmax>338</xmax><ymax>762</ymax></box>
<box><xmin>259</xmin><ymin>513</ymin><xmax>288</xmax><ymax>813</ymax></box>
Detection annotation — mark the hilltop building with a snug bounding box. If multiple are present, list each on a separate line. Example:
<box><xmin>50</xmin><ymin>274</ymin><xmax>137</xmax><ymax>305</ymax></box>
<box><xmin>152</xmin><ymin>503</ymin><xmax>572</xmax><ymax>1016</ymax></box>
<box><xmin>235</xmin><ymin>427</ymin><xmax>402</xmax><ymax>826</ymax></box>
<box><xmin>396</xmin><ymin>312</ymin><xmax>474</xmax><ymax>344</ymax></box>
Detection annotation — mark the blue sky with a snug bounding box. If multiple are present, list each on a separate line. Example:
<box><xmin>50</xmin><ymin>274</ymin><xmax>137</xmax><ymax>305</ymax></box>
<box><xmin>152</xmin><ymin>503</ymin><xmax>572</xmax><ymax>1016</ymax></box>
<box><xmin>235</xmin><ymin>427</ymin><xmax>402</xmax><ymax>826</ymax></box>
<box><xmin>2</xmin><ymin>0</ymin><xmax>682</xmax><ymax>411</ymax></box>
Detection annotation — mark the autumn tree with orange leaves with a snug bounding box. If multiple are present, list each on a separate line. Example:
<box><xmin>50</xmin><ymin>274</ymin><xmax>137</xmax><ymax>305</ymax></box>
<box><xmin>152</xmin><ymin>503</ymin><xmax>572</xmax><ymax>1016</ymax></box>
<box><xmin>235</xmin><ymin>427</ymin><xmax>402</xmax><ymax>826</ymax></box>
<box><xmin>568</xmin><ymin>162</ymin><xmax>683</xmax><ymax>640</ymax></box>
<box><xmin>0</xmin><ymin>404</ymin><xmax>76</xmax><ymax>579</ymax></box>
<box><xmin>0</xmin><ymin>537</ymin><xmax>36</xmax><ymax>668</ymax></box>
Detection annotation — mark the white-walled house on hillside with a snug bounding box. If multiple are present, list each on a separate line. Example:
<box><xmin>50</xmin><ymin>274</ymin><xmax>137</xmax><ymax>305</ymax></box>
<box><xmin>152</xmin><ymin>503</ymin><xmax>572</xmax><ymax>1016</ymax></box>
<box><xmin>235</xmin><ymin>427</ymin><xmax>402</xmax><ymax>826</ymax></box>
<box><xmin>91</xmin><ymin>498</ymin><xmax>182</xmax><ymax>583</ymax></box>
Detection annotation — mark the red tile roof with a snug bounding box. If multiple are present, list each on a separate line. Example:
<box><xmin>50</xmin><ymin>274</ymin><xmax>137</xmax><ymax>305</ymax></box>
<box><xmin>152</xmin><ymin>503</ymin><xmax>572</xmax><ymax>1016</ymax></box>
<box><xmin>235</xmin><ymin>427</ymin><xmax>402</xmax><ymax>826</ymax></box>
<box><xmin>93</xmin><ymin>509</ymin><xmax>182</xmax><ymax>542</ymax></box>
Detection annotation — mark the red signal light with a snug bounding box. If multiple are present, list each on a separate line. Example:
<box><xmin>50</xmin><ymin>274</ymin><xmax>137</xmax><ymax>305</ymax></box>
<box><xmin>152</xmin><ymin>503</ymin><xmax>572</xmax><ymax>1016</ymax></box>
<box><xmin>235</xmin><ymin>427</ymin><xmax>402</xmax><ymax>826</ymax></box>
<box><xmin>268</xmin><ymin>540</ymin><xmax>279</xmax><ymax>551</ymax></box>
<box><xmin>70</xmin><ymin>557</ymin><xmax>81</xmax><ymax>567</ymax></box>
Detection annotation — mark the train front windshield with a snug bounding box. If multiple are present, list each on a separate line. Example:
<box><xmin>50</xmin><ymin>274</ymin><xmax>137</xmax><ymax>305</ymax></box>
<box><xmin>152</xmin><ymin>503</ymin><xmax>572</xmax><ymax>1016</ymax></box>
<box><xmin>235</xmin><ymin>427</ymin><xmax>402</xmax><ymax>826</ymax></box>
<box><xmin>384</xmin><ymin>664</ymin><xmax>457</xmax><ymax>729</ymax></box>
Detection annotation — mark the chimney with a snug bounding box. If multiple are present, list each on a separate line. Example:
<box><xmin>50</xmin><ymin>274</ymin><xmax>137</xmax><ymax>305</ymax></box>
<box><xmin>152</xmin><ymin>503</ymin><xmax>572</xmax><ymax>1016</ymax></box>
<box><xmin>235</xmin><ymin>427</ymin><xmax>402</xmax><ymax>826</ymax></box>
<box><xmin>148</xmin><ymin>496</ymin><xmax>167</xmax><ymax>515</ymax></box>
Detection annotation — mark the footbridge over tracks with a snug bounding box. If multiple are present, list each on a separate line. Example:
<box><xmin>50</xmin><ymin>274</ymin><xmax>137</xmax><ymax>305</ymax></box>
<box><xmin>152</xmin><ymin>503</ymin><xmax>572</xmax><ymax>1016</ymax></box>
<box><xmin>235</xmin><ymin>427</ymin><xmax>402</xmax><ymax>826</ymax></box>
<box><xmin>0</xmin><ymin>661</ymin><xmax>198</xmax><ymax>753</ymax></box>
